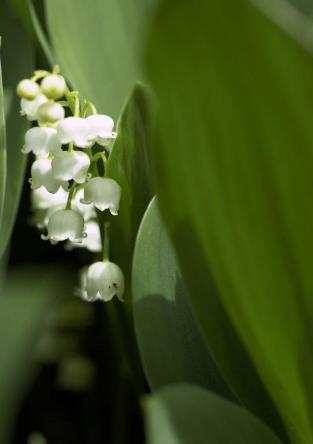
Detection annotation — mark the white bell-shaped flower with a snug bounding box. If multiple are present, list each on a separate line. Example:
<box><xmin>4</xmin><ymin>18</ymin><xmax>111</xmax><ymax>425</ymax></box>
<box><xmin>22</xmin><ymin>127</ymin><xmax>61</xmax><ymax>157</ymax></box>
<box><xmin>86</xmin><ymin>114</ymin><xmax>116</xmax><ymax>146</ymax></box>
<box><xmin>71</xmin><ymin>189</ymin><xmax>96</xmax><ymax>221</ymax></box>
<box><xmin>52</xmin><ymin>150</ymin><xmax>90</xmax><ymax>183</ymax></box>
<box><xmin>82</xmin><ymin>261</ymin><xmax>124</xmax><ymax>302</ymax></box>
<box><xmin>41</xmin><ymin>209</ymin><xmax>85</xmax><ymax>243</ymax></box>
<box><xmin>30</xmin><ymin>187</ymin><xmax>69</xmax><ymax>229</ymax></box>
<box><xmin>20</xmin><ymin>93</ymin><xmax>48</xmax><ymax>121</ymax></box>
<box><xmin>81</xmin><ymin>177</ymin><xmax>121</xmax><ymax>214</ymax></box>
<box><xmin>57</xmin><ymin>117</ymin><xmax>91</xmax><ymax>148</ymax></box>
<box><xmin>31</xmin><ymin>187</ymin><xmax>68</xmax><ymax>210</ymax></box>
<box><xmin>30</xmin><ymin>158</ymin><xmax>68</xmax><ymax>194</ymax></box>
<box><xmin>65</xmin><ymin>220</ymin><xmax>101</xmax><ymax>253</ymax></box>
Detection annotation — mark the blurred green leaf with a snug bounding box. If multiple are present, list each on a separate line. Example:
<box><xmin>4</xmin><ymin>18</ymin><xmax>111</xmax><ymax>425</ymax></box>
<box><xmin>0</xmin><ymin>266</ymin><xmax>69</xmax><ymax>443</ymax></box>
<box><xmin>27</xmin><ymin>0</ymin><xmax>55</xmax><ymax>66</ymax></box>
<box><xmin>45</xmin><ymin>0</ymin><xmax>157</xmax><ymax>119</ymax></box>
<box><xmin>107</xmin><ymin>82</ymin><xmax>154</xmax><ymax>280</ymax></box>
<box><xmin>146</xmin><ymin>0</ymin><xmax>313</xmax><ymax>442</ymax></box>
<box><xmin>0</xmin><ymin>44</ymin><xmax>6</xmax><ymax>243</ymax></box>
<box><xmin>144</xmin><ymin>384</ymin><xmax>282</xmax><ymax>444</ymax></box>
<box><xmin>132</xmin><ymin>197</ymin><xmax>232</xmax><ymax>396</ymax></box>
<box><xmin>0</xmin><ymin>5</ymin><xmax>34</xmax><ymax>258</ymax></box>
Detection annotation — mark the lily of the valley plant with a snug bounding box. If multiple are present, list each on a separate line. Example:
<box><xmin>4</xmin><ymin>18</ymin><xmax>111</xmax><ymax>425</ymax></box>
<box><xmin>17</xmin><ymin>66</ymin><xmax>124</xmax><ymax>302</ymax></box>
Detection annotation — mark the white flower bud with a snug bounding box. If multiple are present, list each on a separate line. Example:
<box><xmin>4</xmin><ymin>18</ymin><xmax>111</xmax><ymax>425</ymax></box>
<box><xmin>57</xmin><ymin>117</ymin><xmax>91</xmax><ymax>148</ymax></box>
<box><xmin>20</xmin><ymin>93</ymin><xmax>48</xmax><ymax>121</ymax></box>
<box><xmin>30</xmin><ymin>158</ymin><xmax>68</xmax><ymax>194</ymax></box>
<box><xmin>71</xmin><ymin>189</ymin><xmax>96</xmax><ymax>221</ymax></box>
<box><xmin>51</xmin><ymin>150</ymin><xmax>90</xmax><ymax>184</ymax></box>
<box><xmin>81</xmin><ymin>177</ymin><xmax>121</xmax><ymax>214</ymax></box>
<box><xmin>37</xmin><ymin>101</ymin><xmax>65</xmax><ymax>124</ymax></box>
<box><xmin>40</xmin><ymin>75</ymin><xmax>66</xmax><ymax>99</ymax></box>
<box><xmin>65</xmin><ymin>220</ymin><xmax>101</xmax><ymax>253</ymax></box>
<box><xmin>16</xmin><ymin>79</ymin><xmax>40</xmax><ymax>100</ymax></box>
<box><xmin>81</xmin><ymin>261</ymin><xmax>124</xmax><ymax>302</ymax></box>
<box><xmin>22</xmin><ymin>127</ymin><xmax>61</xmax><ymax>157</ymax></box>
<box><xmin>41</xmin><ymin>209</ymin><xmax>85</xmax><ymax>243</ymax></box>
<box><xmin>86</xmin><ymin>114</ymin><xmax>116</xmax><ymax>146</ymax></box>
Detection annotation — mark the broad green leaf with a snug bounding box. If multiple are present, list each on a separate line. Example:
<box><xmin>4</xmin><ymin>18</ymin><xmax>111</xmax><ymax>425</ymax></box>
<box><xmin>132</xmin><ymin>197</ymin><xmax>232</xmax><ymax>396</ymax></box>
<box><xmin>146</xmin><ymin>0</ymin><xmax>313</xmax><ymax>442</ymax></box>
<box><xmin>144</xmin><ymin>384</ymin><xmax>282</xmax><ymax>444</ymax></box>
<box><xmin>0</xmin><ymin>266</ymin><xmax>69</xmax><ymax>443</ymax></box>
<box><xmin>0</xmin><ymin>6</ymin><xmax>34</xmax><ymax>258</ymax></box>
<box><xmin>106</xmin><ymin>82</ymin><xmax>154</xmax><ymax>280</ymax></box>
<box><xmin>0</xmin><ymin>44</ymin><xmax>6</xmax><ymax>243</ymax></box>
<box><xmin>45</xmin><ymin>0</ymin><xmax>157</xmax><ymax>119</ymax></box>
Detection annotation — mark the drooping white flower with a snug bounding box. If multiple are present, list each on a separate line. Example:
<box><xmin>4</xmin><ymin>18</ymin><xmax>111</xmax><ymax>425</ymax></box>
<box><xmin>81</xmin><ymin>261</ymin><xmax>124</xmax><ymax>302</ymax></box>
<box><xmin>20</xmin><ymin>93</ymin><xmax>48</xmax><ymax>121</ymax></box>
<box><xmin>31</xmin><ymin>187</ymin><xmax>68</xmax><ymax>211</ymax></box>
<box><xmin>71</xmin><ymin>189</ymin><xmax>96</xmax><ymax>221</ymax></box>
<box><xmin>86</xmin><ymin>114</ymin><xmax>116</xmax><ymax>146</ymax></box>
<box><xmin>65</xmin><ymin>220</ymin><xmax>101</xmax><ymax>253</ymax></box>
<box><xmin>37</xmin><ymin>101</ymin><xmax>65</xmax><ymax>124</ymax></box>
<box><xmin>30</xmin><ymin>187</ymin><xmax>69</xmax><ymax>228</ymax></box>
<box><xmin>30</xmin><ymin>158</ymin><xmax>68</xmax><ymax>193</ymax></box>
<box><xmin>22</xmin><ymin>127</ymin><xmax>61</xmax><ymax>157</ymax></box>
<box><xmin>81</xmin><ymin>177</ymin><xmax>121</xmax><ymax>214</ymax></box>
<box><xmin>16</xmin><ymin>79</ymin><xmax>39</xmax><ymax>100</ymax></box>
<box><xmin>57</xmin><ymin>117</ymin><xmax>91</xmax><ymax>148</ymax></box>
<box><xmin>51</xmin><ymin>150</ymin><xmax>90</xmax><ymax>184</ymax></box>
<box><xmin>41</xmin><ymin>209</ymin><xmax>85</xmax><ymax>244</ymax></box>
<box><xmin>40</xmin><ymin>75</ymin><xmax>66</xmax><ymax>99</ymax></box>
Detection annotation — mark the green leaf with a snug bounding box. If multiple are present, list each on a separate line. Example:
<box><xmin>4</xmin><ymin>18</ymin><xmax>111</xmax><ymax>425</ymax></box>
<box><xmin>0</xmin><ymin>43</ymin><xmax>6</xmax><ymax>242</ymax></box>
<box><xmin>0</xmin><ymin>6</ymin><xmax>34</xmax><ymax>258</ymax></box>
<box><xmin>132</xmin><ymin>197</ymin><xmax>232</xmax><ymax>396</ymax></box>
<box><xmin>45</xmin><ymin>0</ymin><xmax>157</xmax><ymax>119</ymax></box>
<box><xmin>146</xmin><ymin>0</ymin><xmax>313</xmax><ymax>442</ymax></box>
<box><xmin>0</xmin><ymin>266</ymin><xmax>69</xmax><ymax>443</ymax></box>
<box><xmin>144</xmin><ymin>384</ymin><xmax>282</xmax><ymax>444</ymax></box>
<box><xmin>106</xmin><ymin>82</ymin><xmax>154</xmax><ymax>280</ymax></box>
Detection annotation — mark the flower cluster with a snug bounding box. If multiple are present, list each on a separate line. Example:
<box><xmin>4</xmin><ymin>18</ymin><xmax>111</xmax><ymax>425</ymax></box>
<box><xmin>17</xmin><ymin>66</ymin><xmax>124</xmax><ymax>302</ymax></box>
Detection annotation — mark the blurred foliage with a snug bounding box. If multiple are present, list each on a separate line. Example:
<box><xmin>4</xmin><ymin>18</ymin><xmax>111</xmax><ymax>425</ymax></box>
<box><xmin>144</xmin><ymin>384</ymin><xmax>282</xmax><ymax>444</ymax></box>
<box><xmin>0</xmin><ymin>4</ymin><xmax>34</xmax><ymax>258</ymax></box>
<box><xmin>44</xmin><ymin>0</ymin><xmax>157</xmax><ymax>119</ymax></box>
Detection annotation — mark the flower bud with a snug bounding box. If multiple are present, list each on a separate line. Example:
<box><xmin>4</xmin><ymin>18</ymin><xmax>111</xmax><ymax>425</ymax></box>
<box><xmin>81</xmin><ymin>261</ymin><xmax>124</xmax><ymax>302</ymax></box>
<box><xmin>81</xmin><ymin>177</ymin><xmax>121</xmax><ymax>214</ymax></box>
<box><xmin>37</xmin><ymin>101</ymin><xmax>65</xmax><ymax>124</ymax></box>
<box><xmin>52</xmin><ymin>150</ymin><xmax>90</xmax><ymax>184</ymax></box>
<box><xmin>16</xmin><ymin>79</ymin><xmax>39</xmax><ymax>100</ymax></box>
<box><xmin>22</xmin><ymin>127</ymin><xmax>61</xmax><ymax>157</ymax></box>
<box><xmin>40</xmin><ymin>74</ymin><xmax>66</xmax><ymax>99</ymax></box>
<box><xmin>20</xmin><ymin>93</ymin><xmax>48</xmax><ymax>121</ymax></box>
<box><xmin>42</xmin><ymin>209</ymin><xmax>85</xmax><ymax>244</ymax></box>
<box><xmin>86</xmin><ymin>114</ymin><xmax>116</xmax><ymax>146</ymax></box>
<box><xmin>57</xmin><ymin>117</ymin><xmax>90</xmax><ymax>148</ymax></box>
<box><xmin>30</xmin><ymin>158</ymin><xmax>68</xmax><ymax>194</ymax></box>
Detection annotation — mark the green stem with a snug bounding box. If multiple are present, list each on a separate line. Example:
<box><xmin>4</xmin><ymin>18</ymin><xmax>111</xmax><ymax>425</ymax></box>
<box><xmin>66</xmin><ymin>183</ymin><xmax>76</xmax><ymax>209</ymax></box>
<box><xmin>68</xmin><ymin>142</ymin><xmax>74</xmax><ymax>152</ymax></box>
<box><xmin>102</xmin><ymin>221</ymin><xmax>111</xmax><ymax>261</ymax></box>
<box><xmin>82</xmin><ymin>100</ymin><xmax>97</xmax><ymax>116</ymax></box>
